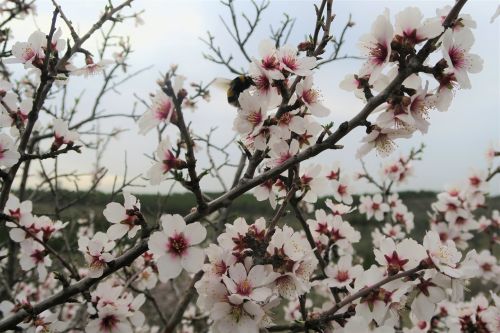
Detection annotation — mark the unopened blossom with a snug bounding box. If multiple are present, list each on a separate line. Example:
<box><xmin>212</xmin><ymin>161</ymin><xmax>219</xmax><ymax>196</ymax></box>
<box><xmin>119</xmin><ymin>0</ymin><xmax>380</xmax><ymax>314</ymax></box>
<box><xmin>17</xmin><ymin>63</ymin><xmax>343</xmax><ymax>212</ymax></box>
<box><xmin>324</xmin><ymin>255</ymin><xmax>363</xmax><ymax>288</ymax></box>
<box><xmin>374</xmin><ymin>237</ymin><xmax>426</xmax><ymax>274</ymax></box>
<box><xmin>148</xmin><ymin>214</ymin><xmax>206</xmax><ymax>282</ymax></box>
<box><xmin>278</xmin><ymin>44</ymin><xmax>316</xmax><ymax>76</ymax></box>
<box><xmin>103</xmin><ymin>192</ymin><xmax>142</xmax><ymax>240</ymax></box>
<box><xmin>295</xmin><ymin>76</ymin><xmax>330</xmax><ymax>117</ymax></box>
<box><xmin>359</xmin><ymin>194</ymin><xmax>390</xmax><ymax>221</ymax></box>
<box><xmin>78</xmin><ymin>232</ymin><xmax>115</xmax><ymax>278</ymax></box>
<box><xmin>19</xmin><ymin>239</ymin><xmax>52</xmax><ymax>281</ymax></box>
<box><xmin>0</xmin><ymin>133</ymin><xmax>20</xmax><ymax>167</ymax></box>
<box><xmin>358</xmin><ymin>11</ymin><xmax>394</xmax><ymax>83</ymax></box>
<box><xmin>394</xmin><ymin>7</ymin><xmax>443</xmax><ymax>46</ymax></box>
<box><xmin>330</xmin><ymin>175</ymin><xmax>354</xmax><ymax>205</ymax></box>
<box><xmin>441</xmin><ymin>29</ymin><xmax>483</xmax><ymax>89</ymax></box>
<box><xmin>356</xmin><ymin>126</ymin><xmax>412</xmax><ymax>158</ymax></box>
<box><xmin>423</xmin><ymin>230</ymin><xmax>462</xmax><ymax>278</ymax></box>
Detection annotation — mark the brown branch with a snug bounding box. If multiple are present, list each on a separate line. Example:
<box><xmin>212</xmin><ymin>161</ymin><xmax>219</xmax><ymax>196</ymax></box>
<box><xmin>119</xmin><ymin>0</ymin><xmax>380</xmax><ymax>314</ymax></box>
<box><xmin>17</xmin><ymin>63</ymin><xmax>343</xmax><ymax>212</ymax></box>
<box><xmin>163</xmin><ymin>270</ymin><xmax>204</xmax><ymax>333</ymax></box>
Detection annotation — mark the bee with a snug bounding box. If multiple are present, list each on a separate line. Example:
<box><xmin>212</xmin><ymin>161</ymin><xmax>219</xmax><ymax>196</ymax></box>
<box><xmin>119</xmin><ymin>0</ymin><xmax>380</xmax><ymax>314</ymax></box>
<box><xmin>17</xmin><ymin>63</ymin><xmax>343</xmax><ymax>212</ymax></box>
<box><xmin>213</xmin><ymin>75</ymin><xmax>254</xmax><ymax>107</ymax></box>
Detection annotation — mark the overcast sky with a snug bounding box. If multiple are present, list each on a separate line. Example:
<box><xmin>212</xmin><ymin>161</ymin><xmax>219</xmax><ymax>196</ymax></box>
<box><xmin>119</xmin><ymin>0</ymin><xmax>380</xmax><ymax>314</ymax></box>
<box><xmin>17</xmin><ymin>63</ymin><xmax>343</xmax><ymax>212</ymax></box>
<box><xmin>6</xmin><ymin>0</ymin><xmax>500</xmax><ymax>195</ymax></box>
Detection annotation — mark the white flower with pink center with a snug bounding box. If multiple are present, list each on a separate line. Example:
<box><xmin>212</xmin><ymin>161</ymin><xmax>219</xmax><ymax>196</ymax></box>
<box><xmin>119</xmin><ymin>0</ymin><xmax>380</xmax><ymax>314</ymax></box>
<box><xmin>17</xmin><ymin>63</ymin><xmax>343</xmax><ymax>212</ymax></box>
<box><xmin>10</xmin><ymin>30</ymin><xmax>46</xmax><ymax>67</ymax></box>
<box><xmin>441</xmin><ymin>29</ymin><xmax>483</xmax><ymax>89</ymax></box>
<box><xmin>103</xmin><ymin>192</ymin><xmax>142</xmax><ymax>240</ymax></box>
<box><xmin>138</xmin><ymin>79</ymin><xmax>183</xmax><ymax>135</ymax></box>
<box><xmin>325</xmin><ymin>199</ymin><xmax>355</xmax><ymax>216</ymax></box>
<box><xmin>299</xmin><ymin>164</ymin><xmax>327</xmax><ymax>203</ymax></box>
<box><xmin>248</xmin><ymin>60</ymin><xmax>282</xmax><ymax>108</ymax></box>
<box><xmin>4</xmin><ymin>194</ymin><xmax>34</xmax><ymax>242</ymax></box>
<box><xmin>278</xmin><ymin>44</ymin><xmax>316</xmax><ymax>76</ymax></box>
<box><xmin>324</xmin><ymin>255</ymin><xmax>363</xmax><ymax>288</ymax></box>
<box><xmin>356</xmin><ymin>126</ymin><xmax>412</xmax><ymax>158</ymax></box>
<box><xmin>52</xmin><ymin>119</ymin><xmax>79</xmax><ymax>150</ymax></box>
<box><xmin>19</xmin><ymin>239</ymin><xmax>52</xmax><ymax>282</ymax></box>
<box><xmin>233</xmin><ymin>90</ymin><xmax>268</xmax><ymax>136</ymax></box>
<box><xmin>71</xmin><ymin>58</ymin><xmax>113</xmax><ymax>77</ymax></box>
<box><xmin>148</xmin><ymin>214</ymin><xmax>206</xmax><ymax>282</ymax></box>
<box><xmin>330</xmin><ymin>175</ymin><xmax>353</xmax><ymax>205</ymax></box>
<box><xmin>410</xmin><ymin>271</ymin><xmax>448</xmax><ymax>323</ymax></box>
<box><xmin>211</xmin><ymin>295</ymin><xmax>264</xmax><ymax>333</ymax></box>
<box><xmin>295</xmin><ymin>76</ymin><xmax>330</xmax><ymax>117</ymax></box>
<box><xmin>86</xmin><ymin>304</ymin><xmax>132</xmax><ymax>333</ymax></box>
<box><xmin>204</xmin><ymin>244</ymin><xmax>236</xmax><ymax>278</ymax></box>
<box><xmin>78</xmin><ymin>232</ymin><xmax>115</xmax><ymax>278</ymax></box>
<box><xmin>0</xmin><ymin>133</ymin><xmax>20</xmax><ymax>167</ymax></box>
<box><xmin>423</xmin><ymin>230</ymin><xmax>462</xmax><ymax>278</ymax></box>
<box><xmin>147</xmin><ymin>138</ymin><xmax>182</xmax><ymax>185</ymax></box>
<box><xmin>374</xmin><ymin>237</ymin><xmax>426</xmax><ymax>274</ymax></box>
<box><xmin>256</xmin><ymin>39</ymin><xmax>285</xmax><ymax>80</ymax></box>
<box><xmin>474</xmin><ymin>250</ymin><xmax>499</xmax><ymax>281</ymax></box>
<box><xmin>394</xmin><ymin>7</ymin><xmax>443</xmax><ymax>46</ymax></box>
<box><xmin>339</xmin><ymin>73</ymin><xmax>368</xmax><ymax>100</ymax></box>
<box><xmin>222</xmin><ymin>263</ymin><xmax>277</xmax><ymax>303</ymax></box>
<box><xmin>358</xmin><ymin>11</ymin><xmax>394</xmax><ymax>83</ymax></box>
<box><xmin>359</xmin><ymin>194</ymin><xmax>390</xmax><ymax>221</ymax></box>
<box><xmin>253</xmin><ymin>179</ymin><xmax>278</xmax><ymax>209</ymax></box>
<box><xmin>269</xmin><ymin>139</ymin><xmax>299</xmax><ymax>167</ymax></box>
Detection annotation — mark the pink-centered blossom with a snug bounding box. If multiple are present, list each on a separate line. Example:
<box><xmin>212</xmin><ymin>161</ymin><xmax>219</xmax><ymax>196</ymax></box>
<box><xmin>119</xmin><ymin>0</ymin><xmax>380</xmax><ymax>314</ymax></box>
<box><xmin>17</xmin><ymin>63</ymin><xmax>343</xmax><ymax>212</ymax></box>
<box><xmin>148</xmin><ymin>214</ymin><xmax>206</xmax><ymax>281</ymax></box>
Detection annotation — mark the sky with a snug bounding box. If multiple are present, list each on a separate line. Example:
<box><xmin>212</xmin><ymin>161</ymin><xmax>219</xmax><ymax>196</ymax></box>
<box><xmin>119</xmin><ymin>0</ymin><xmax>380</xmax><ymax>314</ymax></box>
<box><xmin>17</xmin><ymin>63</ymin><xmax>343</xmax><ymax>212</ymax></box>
<box><xmin>6</xmin><ymin>0</ymin><xmax>500</xmax><ymax>195</ymax></box>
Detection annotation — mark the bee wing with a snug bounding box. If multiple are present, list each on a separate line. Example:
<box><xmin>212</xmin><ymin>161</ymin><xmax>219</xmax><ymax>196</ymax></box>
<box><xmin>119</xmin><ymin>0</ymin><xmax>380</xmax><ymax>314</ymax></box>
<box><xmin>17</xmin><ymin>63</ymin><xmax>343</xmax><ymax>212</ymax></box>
<box><xmin>212</xmin><ymin>77</ymin><xmax>232</xmax><ymax>91</ymax></box>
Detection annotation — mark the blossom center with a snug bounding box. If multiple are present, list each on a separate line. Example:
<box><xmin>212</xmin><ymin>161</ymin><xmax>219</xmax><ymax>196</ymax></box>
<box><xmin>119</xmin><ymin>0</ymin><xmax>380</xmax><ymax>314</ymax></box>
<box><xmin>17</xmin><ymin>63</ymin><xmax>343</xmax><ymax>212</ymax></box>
<box><xmin>236</xmin><ymin>279</ymin><xmax>252</xmax><ymax>296</ymax></box>
<box><xmin>100</xmin><ymin>314</ymin><xmax>118</xmax><ymax>331</ymax></box>
<box><xmin>168</xmin><ymin>234</ymin><xmax>189</xmax><ymax>256</ymax></box>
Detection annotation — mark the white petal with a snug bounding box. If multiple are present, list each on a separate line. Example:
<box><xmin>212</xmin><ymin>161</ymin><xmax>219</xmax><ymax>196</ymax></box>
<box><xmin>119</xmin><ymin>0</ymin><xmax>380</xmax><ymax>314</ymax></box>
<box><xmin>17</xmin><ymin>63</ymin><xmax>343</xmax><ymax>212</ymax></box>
<box><xmin>181</xmin><ymin>247</ymin><xmax>205</xmax><ymax>273</ymax></box>
<box><xmin>157</xmin><ymin>255</ymin><xmax>182</xmax><ymax>281</ymax></box>
<box><xmin>184</xmin><ymin>222</ymin><xmax>207</xmax><ymax>245</ymax></box>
